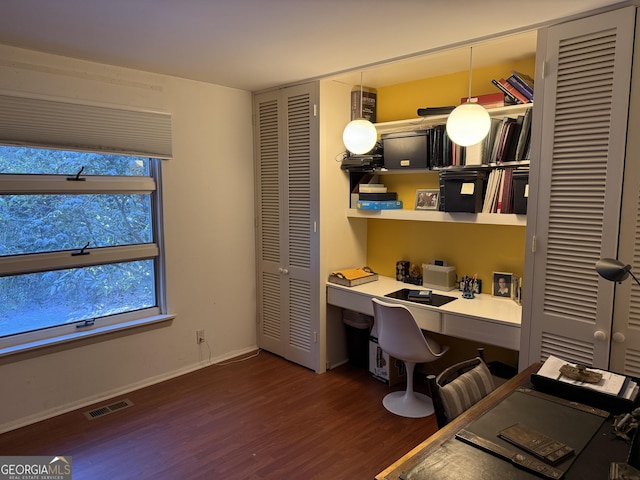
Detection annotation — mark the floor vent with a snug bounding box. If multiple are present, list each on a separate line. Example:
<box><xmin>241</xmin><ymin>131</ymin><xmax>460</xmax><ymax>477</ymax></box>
<box><xmin>84</xmin><ymin>398</ymin><xmax>134</xmax><ymax>420</ymax></box>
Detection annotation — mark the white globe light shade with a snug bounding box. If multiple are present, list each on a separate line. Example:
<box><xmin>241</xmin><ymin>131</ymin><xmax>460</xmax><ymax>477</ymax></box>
<box><xmin>445</xmin><ymin>103</ymin><xmax>491</xmax><ymax>147</ymax></box>
<box><xmin>343</xmin><ymin>118</ymin><xmax>377</xmax><ymax>154</ymax></box>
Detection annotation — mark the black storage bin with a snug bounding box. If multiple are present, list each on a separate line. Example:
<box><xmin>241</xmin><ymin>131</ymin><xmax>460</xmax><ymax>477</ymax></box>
<box><xmin>439</xmin><ymin>170</ymin><xmax>487</xmax><ymax>213</ymax></box>
<box><xmin>513</xmin><ymin>169</ymin><xmax>529</xmax><ymax>214</ymax></box>
<box><xmin>382</xmin><ymin>130</ymin><xmax>429</xmax><ymax>169</ymax></box>
<box><xmin>342</xmin><ymin>310</ymin><xmax>373</xmax><ymax>368</ymax></box>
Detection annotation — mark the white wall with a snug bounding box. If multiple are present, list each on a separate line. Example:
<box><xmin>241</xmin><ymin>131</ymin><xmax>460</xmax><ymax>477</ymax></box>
<box><xmin>0</xmin><ymin>45</ymin><xmax>257</xmax><ymax>432</ymax></box>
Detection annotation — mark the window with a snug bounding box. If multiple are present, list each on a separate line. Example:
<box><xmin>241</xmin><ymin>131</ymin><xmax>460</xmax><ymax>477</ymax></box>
<box><xmin>0</xmin><ymin>93</ymin><xmax>172</xmax><ymax>354</ymax></box>
<box><xmin>0</xmin><ymin>146</ymin><xmax>166</xmax><ymax>349</ymax></box>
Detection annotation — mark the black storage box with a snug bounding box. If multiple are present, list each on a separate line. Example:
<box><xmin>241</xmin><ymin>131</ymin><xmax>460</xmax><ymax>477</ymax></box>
<box><xmin>513</xmin><ymin>169</ymin><xmax>529</xmax><ymax>214</ymax></box>
<box><xmin>382</xmin><ymin>130</ymin><xmax>429</xmax><ymax>169</ymax></box>
<box><xmin>439</xmin><ymin>170</ymin><xmax>487</xmax><ymax>213</ymax></box>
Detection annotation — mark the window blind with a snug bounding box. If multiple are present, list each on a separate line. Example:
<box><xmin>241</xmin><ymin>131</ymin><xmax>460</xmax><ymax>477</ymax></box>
<box><xmin>0</xmin><ymin>94</ymin><xmax>172</xmax><ymax>159</ymax></box>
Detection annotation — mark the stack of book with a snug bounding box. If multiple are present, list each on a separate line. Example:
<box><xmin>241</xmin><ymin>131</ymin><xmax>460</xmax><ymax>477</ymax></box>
<box><xmin>491</xmin><ymin>71</ymin><xmax>534</xmax><ymax>104</ymax></box>
<box><xmin>357</xmin><ymin>183</ymin><xmax>402</xmax><ymax>210</ymax></box>
<box><xmin>484</xmin><ymin>108</ymin><xmax>533</xmax><ymax>164</ymax></box>
<box><xmin>483</xmin><ymin>168</ymin><xmax>515</xmax><ymax>213</ymax></box>
<box><xmin>442</xmin><ymin>107</ymin><xmax>532</xmax><ymax>166</ymax></box>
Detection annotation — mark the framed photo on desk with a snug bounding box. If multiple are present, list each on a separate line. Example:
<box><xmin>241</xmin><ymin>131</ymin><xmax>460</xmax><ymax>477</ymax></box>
<box><xmin>492</xmin><ymin>272</ymin><xmax>513</xmax><ymax>298</ymax></box>
<box><xmin>415</xmin><ymin>189</ymin><xmax>439</xmax><ymax>210</ymax></box>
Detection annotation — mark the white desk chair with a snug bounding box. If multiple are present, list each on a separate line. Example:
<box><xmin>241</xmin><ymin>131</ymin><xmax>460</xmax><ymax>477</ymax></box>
<box><xmin>372</xmin><ymin>298</ymin><xmax>449</xmax><ymax>418</ymax></box>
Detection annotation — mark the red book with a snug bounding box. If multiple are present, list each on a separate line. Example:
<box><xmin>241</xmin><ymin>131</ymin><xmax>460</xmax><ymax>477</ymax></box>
<box><xmin>460</xmin><ymin>92</ymin><xmax>506</xmax><ymax>108</ymax></box>
<box><xmin>498</xmin><ymin>78</ymin><xmax>530</xmax><ymax>104</ymax></box>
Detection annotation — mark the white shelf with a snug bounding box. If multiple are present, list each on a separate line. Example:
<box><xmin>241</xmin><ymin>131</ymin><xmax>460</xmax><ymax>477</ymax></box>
<box><xmin>346</xmin><ymin>208</ymin><xmax>526</xmax><ymax>226</ymax></box>
<box><xmin>374</xmin><ymin>103</ymin><xmax>533</xmax><ymax>136</ymax></box>
<box><xmin>371</xmin><ymin>160</ymin><xmax>530</xmax><ymax>175</ymax></box>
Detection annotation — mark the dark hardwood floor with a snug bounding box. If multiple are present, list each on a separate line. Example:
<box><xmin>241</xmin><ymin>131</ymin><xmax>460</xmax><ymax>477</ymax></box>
<box><xmin>0</xmin><ymin>350</ymin><xmax>439</xmax><ymax>479</ymax></box>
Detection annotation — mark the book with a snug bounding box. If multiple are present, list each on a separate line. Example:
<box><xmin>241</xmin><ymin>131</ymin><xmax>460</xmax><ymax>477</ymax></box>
<box><xmin>492</xmin><ymin>117</ymin><xmax>517</xmax><ymax>163</ymax></box>
<box><xmin>491</xmin><ymin>79</ymin><xmax>521</xmax><ymax>104</ymax></box>
<box><xmin>482</xmin><ymin>117</ymin><xmax>503</xmax><ymax>164</ymax></box>
<box><xmin>356</xmin><ymin>200</ymin><xmax>403</xmax><ymax>210</ymax></box>
<box><xmin>504</xmin><ymin>115</ymin><xmax>524</xmax><ymax>161</ymax></box>
<box><xmin>359</xmin><ymin>183</ymin><xmax>387</xmax><ymax>193</ymax></box>
<box><xmin>506</xmin><ymin>75</ymin><xmax>534</xmax><ymax>101</ymax></box>
<box><xmin>328</xmin><ymin>267</ymin><xmax>378</xmax><ymax>287</ymax></box>
<box><xmin>512</xmin><ymin>70</ymin><xmax>535</xmax><ymax>92</ymax></box>
<box><xmin>498</xmin><ymin>168</ymin><xmax>514</xmax><ymax>214</ymax></box>
<box><xmin>497</xmin><ymin>78</ymin><xmax>530</xmax><ymax>104</ymax></box>
<box><xmin>407</xmin><ymin>289</ymin><xmax>433</xmax><ymax>302</ymax></box>
<box><xmin>417</xmin><ymin>106</ymin><xmax>456</xmax><ymax>116</ymax></box>
<box><xmin>496</xmin><ymin>168</ymin><xmax>507</xmax><ymax>213</ymax></box>
<box><xmin>507</xmin><ymin>75</ymin><xmax>533</xmax><ymax>101</ymax></box>
<box><xmin>351</xmin><ymin>89</ymin><xmax>377</xmax><ymax>122</ymax></box>
<box><xmin>358</xmin><ymin>192</ymin><xmax>397</xmax><ymax>201</ymax></box>
<box><xmin>515</xmin><ymin>108</ymin><xmax>533</xmax><ymax>161</ymax></box>
<box><xmin>460</xmin><ymin>92</ymin><xmax>507</xmax><ymax>108</ymax></box>
<box><xmin>491</xmin><ymin>78</ymin><xmax>529</xmax><ymax>104</ymax></box>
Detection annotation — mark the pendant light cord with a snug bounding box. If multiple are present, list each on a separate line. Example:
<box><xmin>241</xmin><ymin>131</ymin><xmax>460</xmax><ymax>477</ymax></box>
<box><xmin>359</xmin><ymin>72</ymin><xmax>364</xmax><ymax>117</ymax></box>
<box><xmin>467</xmin><ymin>47</ymin><xmax>473</xmax><ymax>102</ymax></box>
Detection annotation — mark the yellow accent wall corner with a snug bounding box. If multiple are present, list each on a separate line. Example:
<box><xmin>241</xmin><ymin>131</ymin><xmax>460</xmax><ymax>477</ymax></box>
<box><xmin>376</xmin><ymin>57</ymin><xmax>535</xmax><ymax>122</ymax></box>
<box><xmin>364</xmin><ymin>57</ymin><xmax>535</xmax><ymax>290</ymax></box>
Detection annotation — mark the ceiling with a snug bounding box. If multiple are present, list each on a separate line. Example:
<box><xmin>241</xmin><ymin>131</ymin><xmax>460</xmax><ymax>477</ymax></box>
<box><xmin>0</xmin><ymin>0</ymin><xmax>631</xmax><ymax>92</ymax></box>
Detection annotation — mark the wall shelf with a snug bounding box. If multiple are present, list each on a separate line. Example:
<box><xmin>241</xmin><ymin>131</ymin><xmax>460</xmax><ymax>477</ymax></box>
<box><xmin>346</xmin><ymin>208</ymin><xmax>526</xmax><ymax>226</ymax></box>
<box><xmin>374</xmin><ymin>103</ymin><xmax>533</xmax><ymax>135</ymax></box>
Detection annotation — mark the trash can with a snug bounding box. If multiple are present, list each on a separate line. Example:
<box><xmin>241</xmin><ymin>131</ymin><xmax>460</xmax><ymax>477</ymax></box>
<box><xmin>343</xmin><ymin>309</ymin><xmax>373</xmax><ymax>368</ymax></box>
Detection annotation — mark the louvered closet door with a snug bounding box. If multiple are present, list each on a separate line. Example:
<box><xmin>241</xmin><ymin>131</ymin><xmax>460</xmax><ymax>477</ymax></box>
<box><xmin>282</xmin><ymin>83</ymin><xmax>319</xmax><ymax>370</ymax></box>
<box><xmin>611</xmin><ymin>11</ymin><xmax>640</xmax><ymax>376</ymax></box>
<box><xmin>254</xmin><ymin>84</ymin><xmax>319</xmax><ymax>370</ymax></box>
<box><xmin>524</xmin><ymin>7</ymin><xmax>635</xmax><ymax>369</ymax></box>
<box><xmin>255</xmin><ymin>90</ymin><xmax>285</xmax><ymax>358</ymax></box>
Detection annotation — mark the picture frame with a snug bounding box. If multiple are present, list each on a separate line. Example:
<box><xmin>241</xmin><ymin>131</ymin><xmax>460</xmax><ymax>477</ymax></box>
<box><xmin>512</xmin><ymin>275</ymin><xmax>522</xmax><ymax>305</ymax></box>
<box><xmin>415</xmin><ymin>189</ymin><xmax>439</xmax><ymax>210</ymax></box>
<box><xmin>492</xmin><ymin>272</ymin><xmax>513</xmax><ymax>298</ymax></box>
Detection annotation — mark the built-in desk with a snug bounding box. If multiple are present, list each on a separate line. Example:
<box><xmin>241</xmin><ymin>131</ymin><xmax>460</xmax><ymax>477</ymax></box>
<box><xmin>326</xmin><ymin>276</ymin><xmax>521</xmax><ymax>350</ymax></box>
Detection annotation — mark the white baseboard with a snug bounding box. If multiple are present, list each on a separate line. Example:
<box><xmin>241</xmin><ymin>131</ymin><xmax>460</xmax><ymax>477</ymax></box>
<box><xmin>0</xmin><ymin>345</ymin><xmax>258</xmax><ymax>434</ymax></box>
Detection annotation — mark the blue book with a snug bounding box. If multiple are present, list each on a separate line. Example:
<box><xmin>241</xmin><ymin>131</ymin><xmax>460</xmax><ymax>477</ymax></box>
<box><xmin>356</xmin><ymin>200</ymin><xmax>403</xmax><ymax>210</ymax></box>
<box><xmin>506</xmin><ymin>75</ymin><xmax>534</xmax><ymax>101</ymax></box>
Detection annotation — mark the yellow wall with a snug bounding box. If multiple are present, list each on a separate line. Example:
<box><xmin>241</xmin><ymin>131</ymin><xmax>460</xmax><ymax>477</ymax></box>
<box><xmin>376</xmin><ymin>58</ymin><xmax>536</xmax><ymax>122</ymax></box>
<box><xmin>364</xmin><ymin>56</ymin><xmax>535</xmax><ymax>292</ymax></box>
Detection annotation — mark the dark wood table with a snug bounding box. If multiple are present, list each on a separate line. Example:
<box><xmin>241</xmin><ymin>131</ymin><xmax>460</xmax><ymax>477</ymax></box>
<box><xmin>376</xmin><ymin>362</ymin><xmax>639</xmax><ymax>480</ymax></box>
<box><xmin>376</xmin><ymin>363</ymin><xmax>543</xmax><ymax>479</ymax></box>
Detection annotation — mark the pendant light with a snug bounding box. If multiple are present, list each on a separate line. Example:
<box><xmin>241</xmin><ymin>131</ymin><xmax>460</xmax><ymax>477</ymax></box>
<box><xmin>446</xmin><ymin>47</ymin><xmax>491</xmax><ymax>147</ymax></box>
<box><xmin>343</xmin><ymin>73</ymin><xmax>377</xmax><ymax>155</ymax></box>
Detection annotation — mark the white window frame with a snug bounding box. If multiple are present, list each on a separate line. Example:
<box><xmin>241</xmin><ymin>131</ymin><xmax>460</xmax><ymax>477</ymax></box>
<box><xmin>0</xmin><ymin>93</ymin><xmax>174</xmax><ymax>356</ymax></box>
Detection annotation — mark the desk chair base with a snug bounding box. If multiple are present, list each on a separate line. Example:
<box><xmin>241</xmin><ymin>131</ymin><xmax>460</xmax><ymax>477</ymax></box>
<box><xmin>383</xmin><ymin>391</ymin><xmax>435</xmax><ymax>418</ymax></box>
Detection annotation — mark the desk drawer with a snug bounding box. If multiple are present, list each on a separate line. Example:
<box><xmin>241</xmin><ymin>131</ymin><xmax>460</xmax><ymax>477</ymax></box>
<box><xmin>327</xmin><ymin>286</ymin><xmax>442</xmax><ymax>332</ymax></box>
<box><xmin>409</xmin><ymin>307</ymin><xmax>442</xmax><ymax>333</ymax></box>
<box><xmin>443</xmin><ymin>313</ymin><xmax>520</xmax><ymax>350</ymax></box>
<box><xmin>327</xmin><ymin>286</ymin><xmax>374</xmax><ymax>316</ymax></box>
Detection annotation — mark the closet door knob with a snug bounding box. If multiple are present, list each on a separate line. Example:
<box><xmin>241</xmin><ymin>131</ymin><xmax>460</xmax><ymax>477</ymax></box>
<box><xmin>593</xmin><ymin>330</ymin><xmax>607</xmax><ymax>341</ymax></box>
<box><xmin>612</xmin><ymin>332</ymin><xmax>626</xmax><ymax>343</ymax></box>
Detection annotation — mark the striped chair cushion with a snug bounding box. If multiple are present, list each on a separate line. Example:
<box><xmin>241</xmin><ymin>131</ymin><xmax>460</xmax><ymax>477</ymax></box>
<box><xmin>438</xmin><ymin>360</ymin><xmax>495</xmax><ymax>421</ymax></box>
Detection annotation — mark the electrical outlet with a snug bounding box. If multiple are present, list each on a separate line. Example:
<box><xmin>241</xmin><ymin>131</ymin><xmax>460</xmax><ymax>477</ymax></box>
<box><xmin>196</xmin><ymin>329</ymin><xmax>205</xmax><ymax>344</ymax></box>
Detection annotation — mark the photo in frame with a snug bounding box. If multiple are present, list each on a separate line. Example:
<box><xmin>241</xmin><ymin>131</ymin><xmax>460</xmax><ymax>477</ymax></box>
<box><xmin>512</xmin><ymin>275</ymin><xmax>522</xmax><ymax>305</ymax></box>
<box><xmin>415</xmin><ymin>189</ymin><xmax>439</xmax><ymax>210</ymax></box>
<box><xmin>492</xmin><ymin>272</ymin><xmax>513</xmax><ymax>298</ymax></box>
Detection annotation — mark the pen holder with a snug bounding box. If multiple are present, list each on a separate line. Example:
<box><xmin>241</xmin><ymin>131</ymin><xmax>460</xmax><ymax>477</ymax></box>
<box><xmin>462</xmin><ymin>290</ymin><xmax>475</xmax><ymax>299</ymax></box>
